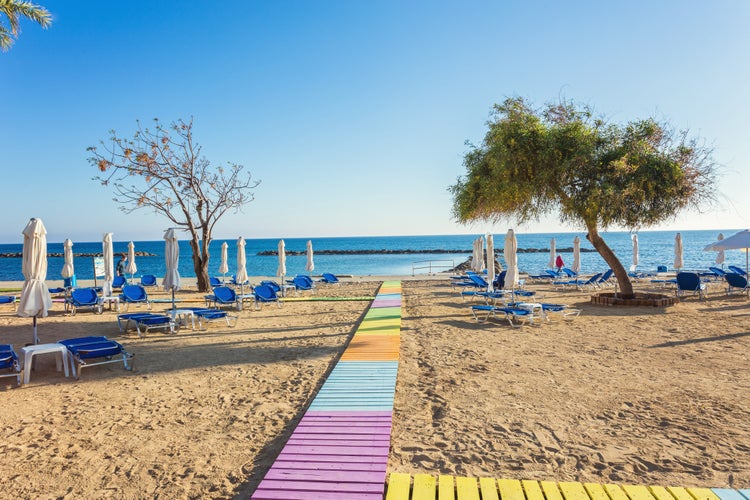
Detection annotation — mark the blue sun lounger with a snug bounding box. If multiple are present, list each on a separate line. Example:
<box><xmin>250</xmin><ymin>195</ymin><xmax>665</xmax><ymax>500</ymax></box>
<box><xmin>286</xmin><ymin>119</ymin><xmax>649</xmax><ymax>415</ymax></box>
<box><xmin>116</xmin><ymin>313</ymin><xmax>175</xmax><ymax>336</ymax></box>
<box><xmin>471</xmin><ymin>303</ymin><xmax>543</xmax><ymax>327</ymax></box>
<box><xmin>0</xmin><ymin>295</ymin><xmax>17</xmax><ymax>311</ymax></box>
<box><xmin>65</xmin><ymin>287</ymin><xmax>103</xmax><ymax>315</ymax></box>
<box><xmin>58</xmin><ymin>336</ymin><xmax>133</xmax><ymax>379</ymax></box>
<box><xmin>253</xmin><ymin>284</ymin><xmax>282</xmax><ymax>309</ymax></box>
<box><xmin>177</xmin><ymin>307</ymin><xmax>238</xmax><ymax>329</ymax></box>
<box><xmin>0</xmin><ymin>344</ymin><xmax>21</xmax><ymax>386</ymax></box>
<box><xmin>119</xmin><ymin>285</ymin><xmax>151</xmax><ymax>311</ymax></box>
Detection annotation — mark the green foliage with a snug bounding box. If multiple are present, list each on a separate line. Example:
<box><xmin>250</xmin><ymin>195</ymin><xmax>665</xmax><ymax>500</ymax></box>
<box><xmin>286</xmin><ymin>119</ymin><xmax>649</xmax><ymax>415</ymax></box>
<box><xmin>451</xmin><ymin>97</ymin><xmax>717</xmax><ymax>232</ymax></box>
<box><xmin>0</xmin><ymin>0</ymin><xmax>51</xmax><ymax>51</ymax></box>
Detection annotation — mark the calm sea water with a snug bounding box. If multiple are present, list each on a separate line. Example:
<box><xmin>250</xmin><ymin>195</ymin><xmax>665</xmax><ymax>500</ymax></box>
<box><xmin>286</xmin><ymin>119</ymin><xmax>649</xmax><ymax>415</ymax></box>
<box><xmin>0</xmin><ymin>230</ymin><xmax>740</xmax><ymax>282</ymax></box>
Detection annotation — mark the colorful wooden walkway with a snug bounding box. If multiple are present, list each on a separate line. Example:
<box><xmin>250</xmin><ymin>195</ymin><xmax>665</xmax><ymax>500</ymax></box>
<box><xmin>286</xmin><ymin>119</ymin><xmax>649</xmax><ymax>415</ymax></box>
<box><xmin>384</xmin><ymin>475</ymin><xmax>750</xmax><ymax>500</ymax></box>
<box><xmin>252</xmin><ymin>281</ymin><xmax>402</xmax><ymax>499</ymax></box>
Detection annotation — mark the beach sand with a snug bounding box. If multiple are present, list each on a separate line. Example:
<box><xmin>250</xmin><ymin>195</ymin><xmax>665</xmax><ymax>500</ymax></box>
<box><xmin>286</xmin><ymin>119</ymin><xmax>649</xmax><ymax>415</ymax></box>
<box><xmin>0</xmin><ymin>276</ymin><xmax>748</xmax><ymax>497</ymax></box>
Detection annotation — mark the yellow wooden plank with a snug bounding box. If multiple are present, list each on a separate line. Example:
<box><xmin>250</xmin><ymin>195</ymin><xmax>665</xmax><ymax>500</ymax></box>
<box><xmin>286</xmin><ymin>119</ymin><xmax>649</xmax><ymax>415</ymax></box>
<box><xmin>455</xmin><ymin>476</ymin><xmax>480</xmax><ymax>500</ymax></box>
<box><xmin>386</xmin><ymin>473</ymin><xmax>411</xmax><ymax>500</ymax></box>
<box><xmin>439</xmin><ymin>475</ymin><xmax>455</xmax><ymax>500</ymax></box>
<box><xmin>479</xmin><ymin>478</ymin><xmax>499</xmax><ymax>500</ymax></box>
<box><xmin>541</xmin><ymin>481</ymin><xmax>565</xmax><ymax>500</ymax></box>
<box><xmin>668</xmin><ymin>487</ymin><xmax>697</xmax><ymax>500</ymax></box>
<box><xmin>650</xmin><ymin>486</ymin><xmax>678</xmax><ymax>500</ymax></box>
<box><xmin>413</xmin><ymin>474</ymin><xmax>437</xmax><ymax>500</ymax></box>
<box><xmin>584</xmin><ymin>482</ymin><xmax>612</xmax><ymax>500</ymax></box>
<box><xmin>605</xmin><ymin>484</ymin><xmax>632</xmax><ymax>500</ymax></box>
<box><xmin>560</xmin><ymin>481</ymin><xmax>592</xmax><ymax>500</ymax></box>
<box><xmin>623</xmin><ymin>485</ymin><xmax>657</xmax><ymax>500</ymax></box>
<box><xmin>498</xmin><ymin>479</ymin><xmax>526</xmax><ymax>500</ymax></box>
<box><xmin>687</xmin><ymin>488</ymin><xmax>720</xmax><ymax>500</ymax></box>
<box><xmin>523</xmin><ymin>480</ymin><xmax>547</xmax><ymax>500</ymax></box>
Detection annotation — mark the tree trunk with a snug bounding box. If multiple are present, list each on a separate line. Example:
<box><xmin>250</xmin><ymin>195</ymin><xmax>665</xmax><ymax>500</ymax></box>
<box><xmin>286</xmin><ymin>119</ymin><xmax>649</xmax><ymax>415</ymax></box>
<box><xmin>189</xmin><ymin>236</ymin><xmax>211</xmax><ymax>292</ymax></box>
<box><xmin>586</xmin><ymin>225</ymin><xmax>634</xmax><ymax>297</ymax></box>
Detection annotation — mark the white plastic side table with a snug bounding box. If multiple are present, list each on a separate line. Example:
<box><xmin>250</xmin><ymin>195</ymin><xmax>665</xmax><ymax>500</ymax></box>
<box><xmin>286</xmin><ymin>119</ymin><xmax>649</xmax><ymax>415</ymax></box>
<box><xmin>20</xmin><ymin>343</ymin><xmax>70</xmax><ymax>385</ymax></box>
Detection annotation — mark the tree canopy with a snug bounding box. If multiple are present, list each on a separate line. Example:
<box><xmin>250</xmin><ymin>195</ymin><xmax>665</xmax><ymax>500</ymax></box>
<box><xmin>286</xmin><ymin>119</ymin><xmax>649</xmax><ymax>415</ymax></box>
<box><xmin>0</xmin><ymin>0</ymin><xmax>51</xmax><ymax>51</ymax></box>
<box><xmin>450</xmin><ymin>97</ymin><xmax>717</xmax><ymax>296</ymax></box>
<box><xmin>89</xmin><ymin>118</ymin><xmax>259</xmax><ymax>292</ymax></box>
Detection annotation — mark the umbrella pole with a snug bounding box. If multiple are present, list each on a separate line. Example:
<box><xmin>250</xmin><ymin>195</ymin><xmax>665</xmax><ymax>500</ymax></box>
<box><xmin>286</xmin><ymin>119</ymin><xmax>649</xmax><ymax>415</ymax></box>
<box><xmin>171</xmin><ymin>288</ymin><xmax>175</xmax><ymax>311</ymax></box>
<box><xmin>33</xmin><ymin>315</ymin><xmax>38</xmax><ymax>344</ymax></box>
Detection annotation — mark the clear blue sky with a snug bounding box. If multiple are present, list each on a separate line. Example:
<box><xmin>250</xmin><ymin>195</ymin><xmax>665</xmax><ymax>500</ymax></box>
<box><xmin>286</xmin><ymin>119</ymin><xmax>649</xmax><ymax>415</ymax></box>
<box><xmin>2</xmin><ymin>0</ymin><xmax>749</xmax><ymax>243</ymax></box>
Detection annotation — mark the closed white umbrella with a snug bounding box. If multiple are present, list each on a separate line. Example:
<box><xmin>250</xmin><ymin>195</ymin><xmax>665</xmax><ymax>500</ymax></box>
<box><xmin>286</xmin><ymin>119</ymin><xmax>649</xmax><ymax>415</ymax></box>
<box><xmin>219</xmin><ymin>241</ymin><xmax>229</xmax><ymax>281</ymax></box>
<box><xmin>630</xmin><ymin>234</ymin><xmax>639</xmax><ymax>272</ymax></box>
<box><xmin>305</xmin><ymin>240</ymin><xmax>314</xmax><ymax>273</ymax></box>
<box><xmin>715</xmin><ymin>233</ymin><xmax>725</xmax><ymax>266</ymax></box>
<box><xmin>277</xmin><ymin>239</ymin><xmax>287</xmax><ymax>296</ymax></box>
<box><xmin>163</xmin><ymin>228</ymin><xmax>180</xmax><ymax>310</ymax></box>
<box><xmin>471</xmin><ymin>237</ymin><xmax>483</xmax><ymax>273</ymax></box>
<box><xmin>548</xmin><ymin>238</ymin><xmax>556</xmax><ymax>270</ymax></box>
<box><xmin>572</xmin><ymin>236</ymin><xmax>581</xmax><ymax>274</ymax></box>
<box><xmin>102</xmin><ymin>233</ymin><xmax>114</xmax><ymax>297</ymax></box>
<box><xmin>503</xmin><ymin>229</ymin><xmax>518</xmax><ymax>290</ymax></box>
<box><xmin>125</xmin><ymin>241</ymin><xmax>137</xmax><ymax>279</ymax></box>
<box><xmin>236</xmin><ymin>237</ymin><xmax>248</xmax><ymax>308</ymax></box>
<box><xmin>18</xmin><ymin>218</ymin><xmax>52</xmax><ymax>344</ymax></box>
<box><xmin>485</xmin><ymin>234</ymin><xmax>495</xmax><ymax>292</ymax></box>
<box><xmin>674</xmin><ymin>233</ymin><xmax>684</xmax><ymax>271</ymax></box>
<box><xmin>61</xmin><ymin>238</ymin><xmax>74</xmax><ymax>280</ymax></box>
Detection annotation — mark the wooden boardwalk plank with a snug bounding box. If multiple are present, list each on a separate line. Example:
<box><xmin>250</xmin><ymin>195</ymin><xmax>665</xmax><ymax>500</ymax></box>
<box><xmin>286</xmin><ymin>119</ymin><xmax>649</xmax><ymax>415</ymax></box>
<box><xmin>668</xmin><ymin>488</ymin><xmax>699</xmax><ymax>500</ymax></box>
<box><xmin>687</xmin><ymin>488</ymin><xmax>720</xmax><ymax>500</ymax></box>
<box><xmin>650</xmin><ymin>486</ymin><xmax>678</xmax><ymax>500</ymax></box>
<box><xmin>523</xmin><ymin>480</ymin><xmax>546</xmax><ymax>500</ymax></box>
<box><xmin>455</xmin><ymin>476</ymin><xmax>480</xmax><ymax>500</ymax></box>
<box><xmin>623</xmin><ymin>484</ymin><xmax>656</xmax><ymax>500</ymax></box>
<box><xmin>413</xmin><ymin>473</ymin><xmax>437</xmax><ymax>500</ymax></box>
<box><xmin>703</xmin><ymin>489</ymin><xmax>745</xmax><ymax>500</ymax></box>
<box><xmin>739</xmin><ymin>491</ymin><xmax>750</xmax><ymax>500</ymax></box>
<box><xmin>439</xmin><ymin>475</ymin><xmax>455</xmax><ymax>500</ymax></box>
<box><xmin>605</xmin><ymin>485</ymin><xmax>636</xmax><ymax>500</ymax></box>
<box><xmin>541</xmin><ymin>481</ymin><xmax>565</xmax><ymax>500</ymax></box>
<box><xmin>498</xmin><ymin>478</ymin><xmax>525</xmax><ymax>500</ymax></box>
<box><xmin>254</xmin><ymin>478</ymin><xmax>384</xmax><ymax>494</ymax></box>
<box><xmin>584</xmin><ymin>483</ymin><xmax>612</xmax><ymax>500</ymax></box>
<box><xmin>560</xmin><ymin>481</ymin><xmax>592</xmax><ymax>500</ymax></box>
<box><xmin>479</xmin><ymin>478</ymin><xmax>500</xmax><ymax>500</ymax></box>
<box><xmin>385</xmin><ymin>472</ymin><xmax>411</xmax><ymax>500</ymax></box>
<box><xmin>271</xmin><ymin>460</ymin><xmax>386</xmax><ymax>472</ymax></box>
<box><xmin>253</xmin><ymin>489</ymin><xmax>381</xmax><ymax>499</ymax></box>
<box><xmin>276</xmin><ymin>452</ymin><xmax>389</xmax><ymax>464</ymax></box>
<box><xmin>264</xmin><ymin>468</ymin><xmax>385</xmax><ymax>483</ymax></box>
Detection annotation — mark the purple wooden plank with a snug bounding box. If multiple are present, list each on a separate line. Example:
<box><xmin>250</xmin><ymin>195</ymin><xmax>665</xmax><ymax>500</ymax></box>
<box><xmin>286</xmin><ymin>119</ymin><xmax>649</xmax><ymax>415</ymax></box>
<box><xmin>296</xmin><ymin>421</ymin><xmax>393</xmax><ymax>429</ymax></box>
<box><xmin>281</xmin><ymin>444</ymin><xmax>390</xmax><ymax>456</ymax></box>
<box><xmin>254</xmin><ymin>479</ymin><xmax>384</xmax><ymax>493</ymax></box>
<box><xmin>370</xmin><ymin>299</ymin><xmax>401</xmax><ymax>307</ymax></box>
<box><xmin>264</xmin><ymin>468</ymin><xmax>386</xmax><ymax>483</ymax></box>
<box><xmin>252</xmin><ymin>488</ymin><xmax>382</xmax><ymax>500</ymax></box>
<box><xmin>289</xmin><ymin>432</ymin><xmax>391</xmax><ymax>441</ymax></box>
<box><xmin>299</xmin><ymin>415</ymin><xmax>393</xmax><ymax>422</ymax></box>
<box><xmin>304</xmin><ymin>410</ymin><xmax>393</xmax><ymax>418</ymax></box>
<box><xmin>292</xmin><ymin>428</ymin><xmax>392</xmax><ymax>437</ymax></box>
<box><xmin>276</xmin><ymin>452</ymin><xmax>388</xmax><ymax>464</ymax></box>
<box><xmin>270</xmin><ymin>460</ymin><xmax>387</xmax><ymax>472</ymax></box>
<box><xmin>253</xmin><ymin>491</ymin><xmax>381</xmax><ymax>500</ymax></box>
<box><xmin>287</xmin><ymin>437</ymin><xmax>391</xmax><ymax>447</ymax></box>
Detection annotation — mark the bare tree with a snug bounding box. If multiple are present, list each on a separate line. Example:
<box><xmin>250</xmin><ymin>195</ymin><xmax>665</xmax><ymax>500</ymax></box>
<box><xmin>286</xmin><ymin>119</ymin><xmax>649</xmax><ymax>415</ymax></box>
<box><xmin>89</xmin><ymin>118</ymin><xmax>259</xmax><ymax>292</ymax></box>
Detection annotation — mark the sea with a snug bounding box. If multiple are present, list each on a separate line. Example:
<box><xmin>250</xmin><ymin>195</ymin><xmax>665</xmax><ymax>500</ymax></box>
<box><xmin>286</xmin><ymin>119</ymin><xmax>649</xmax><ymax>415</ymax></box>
<box><xmin>0</xmin><ymin>230</ymin><xmax>740</xmax><ymax>282</ymax></box>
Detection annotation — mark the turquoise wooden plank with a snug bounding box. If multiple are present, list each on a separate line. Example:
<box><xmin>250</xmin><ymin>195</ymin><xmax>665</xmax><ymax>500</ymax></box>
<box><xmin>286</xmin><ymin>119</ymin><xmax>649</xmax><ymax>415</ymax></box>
<box><xmin>738</xmin><ymin>491</ymin><xmax>750</xmax><ymax>500</ymax></box>
<box><xmin>712</xmin><ymin>490</ymin><xmax>746</xmax><ymax>500</ymax></box>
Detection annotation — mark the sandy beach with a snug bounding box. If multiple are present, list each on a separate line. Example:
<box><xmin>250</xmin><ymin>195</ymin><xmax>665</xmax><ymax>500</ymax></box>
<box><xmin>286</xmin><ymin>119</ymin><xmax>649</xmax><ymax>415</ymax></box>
<box><xmin>0</xmin><ymin>276</ymin><xmax>749</xmax><ymax>498</ymax></box>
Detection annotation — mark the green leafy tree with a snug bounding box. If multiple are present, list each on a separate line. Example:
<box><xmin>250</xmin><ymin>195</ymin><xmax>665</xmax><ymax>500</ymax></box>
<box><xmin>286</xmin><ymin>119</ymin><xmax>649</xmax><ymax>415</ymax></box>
<box><xmin>450</xmin><ymin>97</ymin><xmax>717</xmax><ymax>297</ymax></box>
<box><xmin>0</xmin><ymin>0</ymin><xmax>51</xmax><ymax>51</ymax></box>
<box><xmin>89</xmin><ymin>118</ymin><xmax>260</xmax><ymax>292</ymax></box>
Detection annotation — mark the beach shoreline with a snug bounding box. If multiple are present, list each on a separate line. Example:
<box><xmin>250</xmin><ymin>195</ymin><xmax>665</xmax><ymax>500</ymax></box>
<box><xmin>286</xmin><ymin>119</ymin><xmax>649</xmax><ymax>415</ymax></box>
<box><xmin>0</xmin><ymin>275</ymin><xmax>748</xmax><ymax>497</ymax></box>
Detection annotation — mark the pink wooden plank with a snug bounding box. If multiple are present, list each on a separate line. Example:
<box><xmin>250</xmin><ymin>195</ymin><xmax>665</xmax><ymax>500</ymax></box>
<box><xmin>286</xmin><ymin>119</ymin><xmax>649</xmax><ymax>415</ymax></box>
<box><xmin>254</xmin><ymin>479</ymin><xmax>384</xmax><ymax>493</ymax></box>
<box><xmin>303</xmin><ymin>410</ymin><xmax>393</xmax><ymax>418</ymax></box>
<box><xmin>270</xmin><ymin>460</ymin><xmax>387</xmax><ymax>472</ymax></box>
<box><xmin>293</xmin><ymin>426</ymin><xmax>392</xmax><ymax>435</ymax></box>
<box><xmin>264</xmin><ymin>468</ymin><xmax>385</xmax><ymax>483</ymax></box>
<box><xmin>276</xmin><ymin>452</ymin><xmax>388</xmax><ymax>464</ymax></box>
<box><xmin>252</xmin><ymin>488</ymin><xmax>381</xmax><ymax>500</ymax></box>
<box><xmin>287</xmin><ymin>437</ymin><xmax>391</xmax><ymax>447</ymax></box>
<box><xmin>296</xmin><ymin>421</ymin><xmax>392</xmax><ymax>429</ymax></box>
<box><xmin>281</xmin><ymin>444</ymin><xmax>390</xmax><ymax>456</ymax></box>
